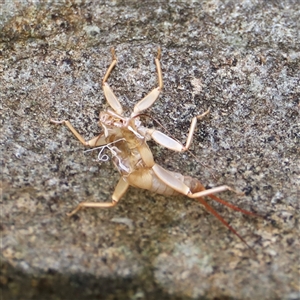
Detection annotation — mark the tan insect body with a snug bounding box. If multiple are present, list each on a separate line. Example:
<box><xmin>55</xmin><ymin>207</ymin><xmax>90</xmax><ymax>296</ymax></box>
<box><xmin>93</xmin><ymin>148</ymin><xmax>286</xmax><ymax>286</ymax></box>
<box><xmin>51</xmin><ymin>48</ymin><xmax>257</xmax><ymax>250</ymax></box>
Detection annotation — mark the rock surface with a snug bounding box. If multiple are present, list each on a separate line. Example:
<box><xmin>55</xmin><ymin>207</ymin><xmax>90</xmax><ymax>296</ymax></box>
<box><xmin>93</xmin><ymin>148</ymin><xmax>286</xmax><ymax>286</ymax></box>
<box><xmin>1</xmin><ymin>1</ymin><xmax>299</xmax><ymax>299</ymax></box>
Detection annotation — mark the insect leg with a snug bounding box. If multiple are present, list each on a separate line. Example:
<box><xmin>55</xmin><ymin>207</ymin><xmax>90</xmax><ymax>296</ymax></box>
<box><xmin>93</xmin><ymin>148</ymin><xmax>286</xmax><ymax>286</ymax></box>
<box><xmin>152</xmin><ymin>164</ymin><xmax>255</xmax><ymax>251</ymax></box>
<box><xmin>186</xmin><ymin>186</ymin><xmax>257</xmax><ymax>216</ymax></box>
<box><xmin>146</xmin><ymin>108</ymin><xmax>210</xmax><ymax>152</ymax></box>
<box><xmin>102</xmin><ymin>48</ymin><xmax>117</xmax><ymax>83</ymax></box>
<box><xmin>102</xmin><ymin>48</ymin><xmax>123</xmax><ymax>115</ymax></box>
<box><xmin>50</xmin><ymin>119</ymin><xmax>107</xmax><ymax>147</ymax></box>
<box><xmin>66</xmin><ymin>177</ymin><xmax>129</xmax><ymax>216</ymax></box>
<box><xmin>132</xmin><ymin>48</ymin><xmax>163</xmax><ymax>116</ymax></box>
<box><xmin>152</xmin><ymin>164</ymin><xmax>244</xmax><ymax>199</ymax></box>
<box><xmin>155</xmin><ymin>47</ymin><xmax>163</xmax><ymax>89</ymax></box>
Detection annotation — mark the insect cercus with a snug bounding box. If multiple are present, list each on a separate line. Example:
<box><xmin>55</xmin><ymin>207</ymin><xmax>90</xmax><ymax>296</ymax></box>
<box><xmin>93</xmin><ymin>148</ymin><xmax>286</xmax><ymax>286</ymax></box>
<box><xmin>51</xmin><ymin>48</ymin><xmax>257</xmax><ymax>249</ymax></box>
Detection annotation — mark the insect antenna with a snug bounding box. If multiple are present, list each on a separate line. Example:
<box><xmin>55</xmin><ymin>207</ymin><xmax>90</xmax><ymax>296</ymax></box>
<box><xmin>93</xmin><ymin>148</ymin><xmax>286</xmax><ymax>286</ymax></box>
<box><xmin>207</xmin><ymin>193</ymin><xmax>259</xmax><ymax>217</ymax></box>
<box><xmin>196</xmin><ymin>196</ymin><xmax>256</xmax><ymax>254</ymax></box>
<box><xmin>191</xmin><ymin>180</ymin><xmax>259</xmax><ymax>254</ymax></box>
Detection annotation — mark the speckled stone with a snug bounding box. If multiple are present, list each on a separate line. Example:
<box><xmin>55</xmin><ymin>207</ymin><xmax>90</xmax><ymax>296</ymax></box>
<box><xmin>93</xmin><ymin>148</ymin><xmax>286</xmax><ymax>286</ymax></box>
<box><xmin>1</xmin><ymin>1</ymin><xmax>299</xmax><ymax>300</ymax></box>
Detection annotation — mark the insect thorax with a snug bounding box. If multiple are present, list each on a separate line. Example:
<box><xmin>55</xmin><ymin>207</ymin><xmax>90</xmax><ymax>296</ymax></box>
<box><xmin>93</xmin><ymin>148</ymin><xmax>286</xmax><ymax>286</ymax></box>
<box><xmin>110</xmin><ymin>133</ymin><xmax>146</xmax><ymax>176</ymax></box>
<box><xmin>98</xmin><ymin>110</ymin><xmax>147</xmax><ymax>176</ymax></box>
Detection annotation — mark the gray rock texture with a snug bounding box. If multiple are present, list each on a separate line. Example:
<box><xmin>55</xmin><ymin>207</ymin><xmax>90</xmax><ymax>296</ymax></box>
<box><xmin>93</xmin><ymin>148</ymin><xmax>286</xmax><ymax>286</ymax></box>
<box><xmin>1</xmin><ymin>1</ymin><xmax>299</xmax><ymax>299</ymax></box>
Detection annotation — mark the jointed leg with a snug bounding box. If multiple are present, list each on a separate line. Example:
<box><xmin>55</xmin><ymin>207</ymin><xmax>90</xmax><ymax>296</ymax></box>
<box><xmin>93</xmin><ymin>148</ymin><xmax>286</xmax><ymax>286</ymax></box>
<box><xmin>152</xmin><ymin>163</ymin><xmax>256</xmax><ymax>215</ymax></box>
<box><xmin>102</xmin><ymin>48</ymin><xmax>117</xmax><ymax>84</ymax></box>
<box><xmin>50</xmin><ymin>119</ymin><xmax>106</xmax><ymax>147</ymax></box>
<box><xmin>152</xmin><ymin>164</ymin><xmax>239</xmax><ymax>197</ymax></box>
<box><xmin>147</xmin><ymin>108</ymin><xmax>210</xmax><ymax>152</ymax></box>
<box><xmin>152</xmin><ymin>164</ymin><xmax>256</xmax><ymax>251</ymax></box>
<box><xmin>102</xmin><ymin>48</ymin><xmax>123</xmax><ymax>115</ymax></box>
<box><xmin>132</xmin><ymin>47</ymin><xmax>164</xmax><ymax>116</ymax></box>
<box><xmin>67</xmin><ymin>177</ymin><xmax>129</xmax><ymax>216</ymax></box>
<box><xmin>155</xmin><ymin>47</ymin><xmax>163</xmax><ymax>90</ymax></box>
<box><xmin>187</xmin><ymin>185</ymin><xmax>243</xmax><ymax>199</ymax></box>
<box><xmin>184</xmin><ymin>109</ymin><xmax>210</xmax><ymax>151</ymax></box>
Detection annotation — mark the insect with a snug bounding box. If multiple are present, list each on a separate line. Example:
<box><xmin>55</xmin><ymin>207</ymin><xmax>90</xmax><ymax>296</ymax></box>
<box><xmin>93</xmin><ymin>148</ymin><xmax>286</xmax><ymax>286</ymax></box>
<box><xmin>51</xmin><ymin>48</ymin><xmax>257</xmax><ymax>249</ymax></box>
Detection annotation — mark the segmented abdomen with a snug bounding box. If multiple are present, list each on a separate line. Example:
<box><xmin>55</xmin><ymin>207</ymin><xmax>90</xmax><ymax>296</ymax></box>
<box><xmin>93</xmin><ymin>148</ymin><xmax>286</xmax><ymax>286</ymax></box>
<box><xmin>150</xmin><ymin>169</ymin><xmax>203</xmax><ymax>196</ymax></box>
